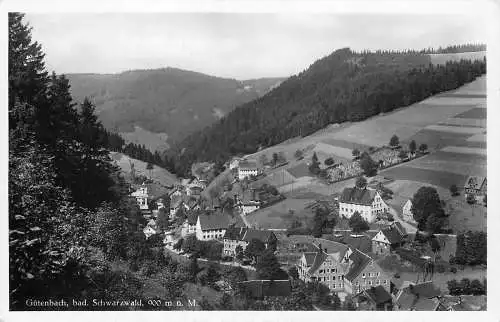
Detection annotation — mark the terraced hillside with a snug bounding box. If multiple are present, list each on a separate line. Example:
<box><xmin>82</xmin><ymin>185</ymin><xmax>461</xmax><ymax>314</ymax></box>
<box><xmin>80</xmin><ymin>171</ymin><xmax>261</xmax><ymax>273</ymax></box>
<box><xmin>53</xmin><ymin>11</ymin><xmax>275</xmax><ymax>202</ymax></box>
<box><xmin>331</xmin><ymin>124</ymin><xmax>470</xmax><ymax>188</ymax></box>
<box><xmin>244</xmin><ymin>75</ymin><xmax>486</xmax><ymax>232</ymax></box>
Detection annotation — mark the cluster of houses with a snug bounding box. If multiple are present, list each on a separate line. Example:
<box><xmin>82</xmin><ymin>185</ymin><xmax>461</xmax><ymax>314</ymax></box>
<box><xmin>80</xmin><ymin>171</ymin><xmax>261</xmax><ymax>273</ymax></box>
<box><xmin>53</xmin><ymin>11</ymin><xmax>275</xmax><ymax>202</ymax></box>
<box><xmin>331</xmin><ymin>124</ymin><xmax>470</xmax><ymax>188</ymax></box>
<box><xmin>127</xmin><ymin>156</ymin><xmax>486</xmax><ymax>311</ymax></box>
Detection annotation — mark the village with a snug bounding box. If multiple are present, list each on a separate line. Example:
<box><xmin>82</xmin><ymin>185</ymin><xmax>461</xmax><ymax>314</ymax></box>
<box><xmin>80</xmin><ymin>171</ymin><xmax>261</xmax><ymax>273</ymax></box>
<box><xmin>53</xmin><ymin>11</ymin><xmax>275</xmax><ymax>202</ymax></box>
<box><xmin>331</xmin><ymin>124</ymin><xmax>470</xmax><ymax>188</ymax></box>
<box><xmin>129</xmin><ymin>139</ymin><xmax>487</xmax><ymax>311</ymax></box>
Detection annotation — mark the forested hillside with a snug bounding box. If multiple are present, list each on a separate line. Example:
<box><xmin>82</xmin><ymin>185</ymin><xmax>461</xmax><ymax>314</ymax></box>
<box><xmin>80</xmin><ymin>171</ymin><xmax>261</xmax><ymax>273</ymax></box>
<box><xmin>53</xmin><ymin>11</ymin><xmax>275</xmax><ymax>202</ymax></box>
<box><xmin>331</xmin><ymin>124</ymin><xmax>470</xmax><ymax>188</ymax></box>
<box><xmin>169</xmin><ymin>47</ymin><xmax>486</xmax><ymax>176</ymax></box>
<box><xmin>66</xmin><ymin>69</ymin><xmax>284</xmax><ymax>148</ymax></box>
<box><xmin>9</xmin><ymin>13</ymin><xmax>182</xmax><ymax>310</ymax></box>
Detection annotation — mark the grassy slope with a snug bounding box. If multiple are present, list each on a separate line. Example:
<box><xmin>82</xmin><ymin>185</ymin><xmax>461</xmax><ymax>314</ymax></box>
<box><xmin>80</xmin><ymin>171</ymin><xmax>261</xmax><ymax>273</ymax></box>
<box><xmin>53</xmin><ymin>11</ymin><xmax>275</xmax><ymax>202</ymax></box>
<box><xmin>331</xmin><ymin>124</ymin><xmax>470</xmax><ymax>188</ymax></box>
<box><xmin>110</xmin><ymin>151</ymin><xmax>179</xmax><ymax>186</ymax></box>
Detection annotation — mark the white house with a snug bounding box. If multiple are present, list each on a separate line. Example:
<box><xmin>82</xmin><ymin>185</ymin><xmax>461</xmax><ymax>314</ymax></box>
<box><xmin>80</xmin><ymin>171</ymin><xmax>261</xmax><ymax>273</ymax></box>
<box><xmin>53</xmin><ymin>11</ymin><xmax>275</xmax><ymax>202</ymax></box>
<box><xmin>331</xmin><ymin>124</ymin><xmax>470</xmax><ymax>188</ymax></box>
<box><xmin>372</xmin><ymin>223</ymin><xmax>406</xmax><ymax>256</ymax></box>
<box><xmin>338</xmin><ymin>187</ymin><xmax>390</xmax><ymax>223</ymax></box>
<box><xmin>238</xmin><ymin>160</ymin><xmax>259</xmax><ymax>180</ymax></box>
<box><xmin>131</xmin><ymin>184</ymin><xmax>149</xmax><ymax>210</ymax></box>
<box><xmin>402</xmin><ymin>199</ymin><xmax>416</xmax><ymax>224</ymax></box>
<box><xmin>196</xmin><ymin>213</ymin><xmax>230</xmax><ymax>241</ymax></box>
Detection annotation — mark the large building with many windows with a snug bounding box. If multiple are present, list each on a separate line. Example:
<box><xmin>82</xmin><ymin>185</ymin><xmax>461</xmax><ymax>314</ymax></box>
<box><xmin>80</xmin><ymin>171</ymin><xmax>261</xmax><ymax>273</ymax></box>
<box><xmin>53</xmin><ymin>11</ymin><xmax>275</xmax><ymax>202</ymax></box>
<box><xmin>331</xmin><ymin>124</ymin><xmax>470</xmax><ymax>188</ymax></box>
<box><xmin>339</xmin><ymin>187</ymin><xmax>390</xmax><ymax>223</ymax></box>
<box><xmin>297</xmin><ymin>239</ymin><xmax>391</xmax><ymax>295</ymax></box>
<box><xmin>195</xmin><ymin>213</ymin><xmax>230</xmax><ymax>241</ymax></box>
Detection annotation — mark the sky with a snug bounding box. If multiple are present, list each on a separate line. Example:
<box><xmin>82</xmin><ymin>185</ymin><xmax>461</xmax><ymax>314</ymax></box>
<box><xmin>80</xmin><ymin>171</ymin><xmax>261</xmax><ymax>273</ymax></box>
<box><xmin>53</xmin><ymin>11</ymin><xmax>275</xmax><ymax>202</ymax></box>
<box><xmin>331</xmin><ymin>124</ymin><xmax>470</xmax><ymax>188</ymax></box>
<box><xmin>25</xmin><ymin>13</ymin><xmax>488</xmax><ymax>80</ymax></box>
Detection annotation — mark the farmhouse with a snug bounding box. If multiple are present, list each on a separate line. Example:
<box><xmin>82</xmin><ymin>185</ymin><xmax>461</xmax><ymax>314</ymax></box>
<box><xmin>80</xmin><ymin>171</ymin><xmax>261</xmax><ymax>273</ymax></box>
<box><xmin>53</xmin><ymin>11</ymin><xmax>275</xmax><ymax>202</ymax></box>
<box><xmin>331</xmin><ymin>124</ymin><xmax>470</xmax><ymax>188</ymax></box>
<box><xmin>402</xmin><ymin>199</ymin><xmax>416</xmax><ymax>224</ymax></box>
<box><xmin>464</xmin><ymin>176</ymin><xmax>487</xmax><ymax>201</ymax></box>
<box><xmin>343</xmin><ymin>249</ymin><xmax>391</xmax><ymax>295</ymax></box>
<box><xmin>238</xmin><ymin>159</ymin><xmax>259</xmax><ymax>180</ymax></box>
<box><xmin>223</xmin><ymin>227</ymin><xmax>277</xmax><ymax>256</ymax></box>
<box><xmin>372</xmin><ymin>223</ymin><xmax>407</xmax><ymax>256</ymax></box>
<box><xmin>339</xmin><ymin>187</ymin><xmax>390</xmax><ymax>223</ymax></box>
<box><xmin>297</xmin><ymin>241</ymin><xmax>351</xmax><ymax>292</ymax></box>
<box><xmin>353</xmin><ymin>285</ymin><xmax>393</xmax><ymax>311</ymax></box>
<box><xmin>196</xmin><ymin>213</ymin><xmax>230</xmax><ymax>241</ymax></box>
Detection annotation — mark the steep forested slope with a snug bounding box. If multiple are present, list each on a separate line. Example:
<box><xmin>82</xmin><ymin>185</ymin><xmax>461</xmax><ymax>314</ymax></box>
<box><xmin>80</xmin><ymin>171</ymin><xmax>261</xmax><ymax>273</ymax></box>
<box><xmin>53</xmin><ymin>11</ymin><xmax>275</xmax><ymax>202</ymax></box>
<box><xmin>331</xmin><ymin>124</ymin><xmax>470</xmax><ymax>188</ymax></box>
<box><xmin>170</xmin><ymin>47</ymin><xmax>486</xmax><ymax>176</ymax></box>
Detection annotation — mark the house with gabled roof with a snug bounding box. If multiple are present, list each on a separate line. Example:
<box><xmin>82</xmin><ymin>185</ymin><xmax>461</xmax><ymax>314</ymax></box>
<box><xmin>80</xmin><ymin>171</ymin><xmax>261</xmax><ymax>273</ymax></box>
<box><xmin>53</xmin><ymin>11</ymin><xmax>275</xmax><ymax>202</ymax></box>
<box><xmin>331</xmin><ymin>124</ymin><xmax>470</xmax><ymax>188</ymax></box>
<box><xmin>196</xmin><ymin>213</ymin><xmax>231</xmax><ymax>241</ymax></box>
<box><xmin>394</xmin><ymin>281</ymin><xmax>442</xmax><ymax>311</ymax></box>
<box><xmin>343</xmin><ymin>249</ymin><xmax>391</xmax><ymax>295</ymax></box>
<box><xmin>353</xmin><ymin>285</ymin><xmax>393</xmax><ymax>311</ymax></box>
<box><xmin>143</xmin><ymin>218</ymin><xmax>158</xmax><ymax>239</ymax></box>
<box><xmin>237</xmin><ymin>189</ymin><xmax>262</xmax><ymax>215</ymax></box>
<box><xmin>339</xmin><ymin>187</ymin><xmax>389</xmax><ymax>223</ymax></box>
<box><xmin>238</xmin><ymin>159</ymin><xmax>259</xmax><ymax>180</ymax></box>
<box><xmin>223</xmin><ymin>227</ymin><xmax>277</xmax><ymax>257</ymax></box>
<box><xmin>464</xmin><ymin>176</ymin><xmax>486</xmax><ymax>201</ymax></box>
<box><xmin>372</xmin><ymin>223</ymin><xmax>407</xmax><ymax>256</ymax></box>
<box><xmin>297</xmin><ymin>239</ymin><xmax>391</xmax><ymax>296</ymax></box>
<box><xmin>402</xmin><ymin>199</ymin><xmax>416</xmax><ymax>224</ymax></box>
<box><xmin>297</xmin><ymin>240</ymin><xmax>351</xmax><ymax>292</ymax></box>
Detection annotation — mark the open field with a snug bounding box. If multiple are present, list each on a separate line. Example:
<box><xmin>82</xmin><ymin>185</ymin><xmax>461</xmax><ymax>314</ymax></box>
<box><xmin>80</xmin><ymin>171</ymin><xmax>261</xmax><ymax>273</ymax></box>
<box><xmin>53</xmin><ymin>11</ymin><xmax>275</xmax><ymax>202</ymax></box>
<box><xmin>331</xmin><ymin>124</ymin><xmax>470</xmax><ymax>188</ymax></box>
<box><xmin>405</xmin><ymin>129</ymin><xmax>485</xmax><ymax>150</ymax></box>
<box><xmin>429</xmin><ymin>51</ymin><xmax>486</xmax><ymax>66</ymax></box>
<box><xmin>406</xmin><ymin>152</ymin><xmax>486</xmax><ymax>177</ymax></box>
<box><xmin>110</xmin><ymin>151</ymin><xmax>178</xmax><ymax>186</ymax></box>
<box><xmin>287</xmin><ymin>162</ymin><xmax>310</xmax><ymax>178</ymax></box>
<box><xmin>455</xmin><ymin>107</ymin><xmax>487</xmax><ymax>119</ymax></box>
<box><xmin>440</xmin><ymin>146</ymin><xmax>487</xmax><ymax>156</ymax></box>
<box><xmin>119</xmin><ymin>125</ymin><xmax>170</xmax><ymax>152</ymax></box>
<box><xmin>438</xmin><ymin>117</ymin><xmax>486</xmax><ymax>128</ymax></box>
<box><xmin>424</xmin><ymin>124</ymin><xmax>485</xmax><ymax>135</ymax></box>
<box><xmin>245</xmin><ymin>198</ymin><xmax>317</xmax><ymax>229</ymax></box>
<box><xmin>381</xmin><ymin>166</ymin><xmax>466</xmax><ymax>190</ymax></box>
<box><xmin>446</xmin><ymin>197</ymin><xmax>487</xmax><ymax>232</ymax></box>
<box><xmin>313</xmin><ymin>142</ymin><xmax>353</xmax><ymax>160</ymax></box>
<box><xmin>467</xmin><ymin>133</ymin><xmax>487</xmax><ymax>142</ymax></box>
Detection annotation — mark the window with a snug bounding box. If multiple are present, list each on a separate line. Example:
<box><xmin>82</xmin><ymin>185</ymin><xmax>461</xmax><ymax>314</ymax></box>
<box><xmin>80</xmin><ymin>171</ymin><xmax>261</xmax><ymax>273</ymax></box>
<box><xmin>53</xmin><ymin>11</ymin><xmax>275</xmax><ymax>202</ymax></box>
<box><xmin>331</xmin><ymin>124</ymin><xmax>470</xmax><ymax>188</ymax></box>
<box><xmin>376</xmin><ymin>280</ymin><xmax>380</xmax><ymax>285</ymax></box>
<box><xmin>384</xmin><ymin>280</ymin><xmax>387</xmax><ymax>284</ymax></box>
<box><xmin>332</xmin><ymin>284</ymin><xmax>336</xmax><ymax>289</ymax></box>
<box><xmin>362</xmin><ymin>273</ymin><xmax>366</xmax><ymax>278</ymax></box>
<box><xmin>377</xmin><ymin>272</ymin><xmax>380</xmax><ymax>277</ymax></box>
<box><xmin>368</xmin><ymin>281</ymin><xmax>372</xmax><ymax>286</ymax></box>
<box><xmin>332</xmin><ymin>276</ymin><xmax>336</xmax><ymax>280</ymax></box>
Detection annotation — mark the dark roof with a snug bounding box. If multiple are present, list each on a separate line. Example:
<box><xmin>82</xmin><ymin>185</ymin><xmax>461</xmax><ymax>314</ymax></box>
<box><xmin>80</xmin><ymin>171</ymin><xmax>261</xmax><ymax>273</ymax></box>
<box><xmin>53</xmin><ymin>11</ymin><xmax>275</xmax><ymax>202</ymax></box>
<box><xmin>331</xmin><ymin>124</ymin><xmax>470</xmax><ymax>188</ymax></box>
<box><xmin>396</xmin><ymin>281</ymin><xmax>442</xmax><ymax>310</ymax></box>
<box><xmin>239</xmin><ymin>160</ymin><xmax>258</xmax><ymax>170</ymax></box>
<box><xmin>303</xmin><ymin>252</ymin><xmax>316</xmax><ymax>266</ymax></box>
<box><xmin>363</xmin><ymin>286</ymin><xmax>392</xmax><ymax>305</ymax></box>
<box><xmin>242</xmin><ymin>229</ymin><xmax>275</xmax><ymax>243</ymax></box>
<box><xmin>380</xmin><ymin>227</ymin><xmax>404</xmax><ymax>244</ymax></box>
<box><xmin>308</xmin><ymin>251</ymin><xmax>328</xmax><ymax>275</ymax></box>
<box><xmin>391</xmin><ymin>222</ymin><xmax>407</xmax><ymax>237</ymax></box>
<box><xmin>341</xmin><ymin>234</ymin><xmax>373</xmax><ymax>253</ymax></box>
<box><xmin>224</xmin><ymin>226</ymin><xmax>247</xmax><ymax>240</ymax></box>
<box><xmin>339</xmin><ymin>188</ymin><xmax>376</xmax><ymax>206</ymax></box>
<box><xmin>345</xmin><ymin>249</ymin><xmax>372</xmax><ymax>282</ymax></box>
<box><xmin>186</xmin><ymin>211</ymin><xmax>199</xmax><ymax>225</ymax></box>
<box><xmin>239</xmin><ymin>280</ymin><xmax>292</xmax><ymax>299</ymax></box>
<box><xmin>198</xmin><ymin>213</ymin><xmax>230</xmax><ymax>230</ymax></box>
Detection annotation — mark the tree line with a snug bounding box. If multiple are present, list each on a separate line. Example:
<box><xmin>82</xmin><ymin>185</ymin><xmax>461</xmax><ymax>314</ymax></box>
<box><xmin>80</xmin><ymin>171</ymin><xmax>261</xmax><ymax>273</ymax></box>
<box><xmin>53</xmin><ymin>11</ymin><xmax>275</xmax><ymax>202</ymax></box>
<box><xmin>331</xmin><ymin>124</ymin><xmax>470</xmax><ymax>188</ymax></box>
<box><xmin>168</xmin><ymin>47</ymin><xmax>486</xmax><ymax>177</ymax></box>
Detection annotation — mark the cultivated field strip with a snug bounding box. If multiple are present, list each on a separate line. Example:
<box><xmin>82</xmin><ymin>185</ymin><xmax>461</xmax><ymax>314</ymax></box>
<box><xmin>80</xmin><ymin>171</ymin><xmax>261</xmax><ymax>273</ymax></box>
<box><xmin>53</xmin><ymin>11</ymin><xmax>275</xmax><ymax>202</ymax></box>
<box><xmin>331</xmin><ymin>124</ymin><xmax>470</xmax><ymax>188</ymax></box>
<box><xmin>438</xmin><ymin>117</ymin><xmax>486</xmax><ymax>128</ymax></box>
<box><xmin>440</xmin><ymin>146</ymin><xmax>487</xmax><ymax>156</ymax></box>
<box><xmin>424</xmin><ymin>124</ymin><xmax>485</xmax><ymax>134</ymax></box>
